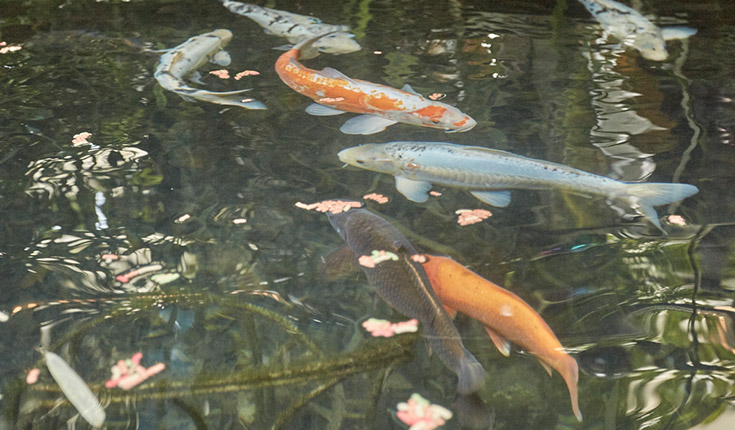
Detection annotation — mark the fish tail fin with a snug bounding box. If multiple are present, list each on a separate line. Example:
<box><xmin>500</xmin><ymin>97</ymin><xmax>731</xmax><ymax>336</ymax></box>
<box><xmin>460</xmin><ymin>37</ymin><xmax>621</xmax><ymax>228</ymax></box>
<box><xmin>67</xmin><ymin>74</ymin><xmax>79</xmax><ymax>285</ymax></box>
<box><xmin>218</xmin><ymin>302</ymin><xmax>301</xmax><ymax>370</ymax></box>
<box><xmin>559</xmin><ymin>355</ymin><xmax>582</xmax><ymax>422</ymax></box>
<box><xmin>622</xmin><ymin>182</ymin><xmax>699</xmax><ymax>230</ymax></box>
<box><xmin>455</xmin><ymin>352</ymin><xmax>487</xmax><ymax>395</ymax></box>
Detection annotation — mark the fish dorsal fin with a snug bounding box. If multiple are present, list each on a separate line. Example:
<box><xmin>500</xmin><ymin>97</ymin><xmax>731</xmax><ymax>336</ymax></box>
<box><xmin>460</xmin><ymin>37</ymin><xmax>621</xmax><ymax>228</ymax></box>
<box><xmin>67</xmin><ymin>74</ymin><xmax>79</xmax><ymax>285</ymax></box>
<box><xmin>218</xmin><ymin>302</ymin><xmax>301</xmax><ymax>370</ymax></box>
<box><xmin>470</xmin><ymin>190</ymin><xmax>511</xmax><ymax>207</ymax></box>
<box><xmin>661</xmin><ymin>26</ymin><xmax>697</xmax><ymax>41</ymax></box>
<box><xmin>485</xmin><ymin>326</ymin><xmax>511</xmax><ymax>357</ymax></box>
<box><xmin>395</xmin><ymin>176</ymin><xmax>432</xmax><ymax>203</ymax></box>
<box><xmin>539</xmin><ymin>359</ymin><xmax>553</xmax><ymax>377</ymax></box>
<box><xmin>305</xmin><ymin>103</ymin><xmax>346</xmax><ymax>116</ymax></box>
<box><xmin>320</xmin><ymin>66</ymin><xmax>352</xmax><ymax>80</ymax></box>
<box><xmin>340</xmin><ymin>115</ymin><xmax>398</xmax><ymax>135</ymax></box>
<box><xmin>401</xmin><ymin>83</ymin><xmax>421</xmax><ymax>95</ymax></box>
<box><xmin>321</xmin><ymin>244</ymin><xmax>360</xmax><ymax>281</ymax></box>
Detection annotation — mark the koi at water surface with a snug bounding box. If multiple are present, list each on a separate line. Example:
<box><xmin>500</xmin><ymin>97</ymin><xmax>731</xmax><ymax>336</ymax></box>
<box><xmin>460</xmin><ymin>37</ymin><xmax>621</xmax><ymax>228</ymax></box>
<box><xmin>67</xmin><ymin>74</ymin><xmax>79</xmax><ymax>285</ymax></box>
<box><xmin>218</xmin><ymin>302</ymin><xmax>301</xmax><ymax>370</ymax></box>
<box><xmin>338</xmin><ymin>141</ymin><xmax>699</xmax><ymax>231</ymax></box>
<box><xmin>220</xmin><ymin>0</ymin><xmax>360</xmax><ymax>57</ymax></box>
<box><xmin>275</xmin><ymin>34</ymin><xmax>476</xmax><ymax>135</ymax></box>
<box><xmin>154</xmin><ymin>29</ymin><xmax>266</xmax><ymax>109</ymax></box>
<box><xmin>577</xmin><ymin>0</ymin><xmax>696</xmax><ymax>61</ymax></box>
<box><xmin>325</xmin><ymin>205</ymin><xmax>486</xmax><ymax>394</ymax></box>
<box><xmin>422</xmin><ymin>255</ymin><xmax>582</xmax><ymax>421</ymax></box>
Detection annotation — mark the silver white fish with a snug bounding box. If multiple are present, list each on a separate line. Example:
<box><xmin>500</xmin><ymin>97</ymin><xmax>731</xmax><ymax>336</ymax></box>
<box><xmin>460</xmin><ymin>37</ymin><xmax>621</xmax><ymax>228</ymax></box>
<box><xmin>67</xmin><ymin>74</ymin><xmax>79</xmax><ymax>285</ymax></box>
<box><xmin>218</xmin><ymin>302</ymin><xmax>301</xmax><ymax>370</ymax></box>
<box><xmin>45</xmin><ymin>351</ymin><xmax>106</xmax><ymax>428</ymax></box>
<box><xmin>220</xmin><ymin>0</ymin><xmax>360</xmax><ymax>57</ymax></box>
<box><xmin>154</xmin><ymin>29</ymin><xmax>266</xmax><ymax>109</ymax></box>
<box><xmin>338</xmin><ymin>141</ymin><xmax>699</xmax><ymax>230</ymax></box>
<box><xmin>578</xmin><ymin>0</ymin><xmax>696</xmax><ymax>61</ymax></box>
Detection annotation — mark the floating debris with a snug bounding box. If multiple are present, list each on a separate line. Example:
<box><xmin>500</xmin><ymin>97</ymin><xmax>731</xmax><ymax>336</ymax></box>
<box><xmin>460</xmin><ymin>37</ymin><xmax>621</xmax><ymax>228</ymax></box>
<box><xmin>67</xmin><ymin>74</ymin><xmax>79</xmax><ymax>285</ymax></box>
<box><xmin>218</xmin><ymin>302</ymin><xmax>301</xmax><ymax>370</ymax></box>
<box><xmin>233</xmin><ymin>218</ymin><xmax>248</xmax><ymax>224</ymax></box>
<box><xmin>456</xmin><ymin>209</ymin><xmax>492</xmax><ymax>226</ymax></box>
<box><xmin>71</xmin><ymin>132</ymin><xmax>92</xmax><ymax>146</ymax></box>
<box><xmin>295</xmin><ymin>199</ymin><xmax>363</xmax><ymax>214</ymax></box>
<box><xmin>209</xmin><ymin>69</ymin><xmax>231</xmax><ymax>79</ymax></box>
<box><xmin>358</xmin><ymin>250</ymin><xmax>399</xmax><ymax>268</ymax></box>
<box><xmin>396</xmin><ymin>393</ymin><xmax>452</xmax><ymax>430</ymax></box>
<box><xmin>410</xmin><ymin>254</ymin><xmax>427</xmax><ymax>263</ymax></box>
<box><xmin>45</xmin><ymin>351</ymin><xmax>106</xmax><ymax>428</ymax></box>
<box><xmin>429</xmin><ymin>191</ymin><xmax>442</xmax><ymax>197</ymax></box>
<box><xmin>0</xmin><ymin>41</ymin><xmax>22</xmax><ymax>54</ymax></box>
<box><xmin>235</xmin><ymin>70</ymin><xmax>260</xmax><ymax>79</ymax></box>
<box><xmin>428</xmin><ymin>93</ymin><xmax>445</xmax><ymax>101</ymax></box>
<box><xmin>363</xmin><ymin>193</ymin><xmax>389</xmax><ymax>204</ymax></box>
<box><xmin>362</xmin><ymin>318</ymin><xmax>418</xmax><ymax>337</ymax></box>
<box><xmin>26</xmin><ymin>368</ymin><xmax>40</xmax><ymax>384</ymax></box>
<box><xmin>667</xmin><ymin>214</ymin><xmax>687</xmax><ymax>226</ymax></box>
<box><xmin>105</xmin><ymin>352</ymin><xmax>166</xmax><ymax>390</ymax></box>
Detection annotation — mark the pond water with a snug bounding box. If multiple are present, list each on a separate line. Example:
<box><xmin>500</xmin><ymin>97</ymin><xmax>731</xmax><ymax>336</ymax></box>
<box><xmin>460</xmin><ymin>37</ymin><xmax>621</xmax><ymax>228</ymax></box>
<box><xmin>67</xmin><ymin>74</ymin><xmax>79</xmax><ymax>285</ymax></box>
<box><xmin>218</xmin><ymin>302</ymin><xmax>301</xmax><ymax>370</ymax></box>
<box><xmin>1</xmin><ymin>0</ymin><xmax>734</xmax><ymax>428</ymax></box>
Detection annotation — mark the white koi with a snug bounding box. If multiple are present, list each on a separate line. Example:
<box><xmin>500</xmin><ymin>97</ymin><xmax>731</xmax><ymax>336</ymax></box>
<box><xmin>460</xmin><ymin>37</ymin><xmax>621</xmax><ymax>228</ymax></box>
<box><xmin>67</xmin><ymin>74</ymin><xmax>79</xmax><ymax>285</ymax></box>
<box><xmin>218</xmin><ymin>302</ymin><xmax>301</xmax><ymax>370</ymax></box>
<box><xmin>154</xmin><ymin>29</ymin><xmax>266</xmax><ymax>109</ymax></box>
<box><xmin>578</xmin><ymin>0</ymin><xmax>696</xmax><ymax>61</ymax></box>
<box><xmin>220</xmin><ymin>0</ymin><xmax>360</xmax><ymax>57</ymax></box>
<box><xmin>338</xmin><ymin>141</ymin><xmax>699</xmax><ymax>231</ymax></box>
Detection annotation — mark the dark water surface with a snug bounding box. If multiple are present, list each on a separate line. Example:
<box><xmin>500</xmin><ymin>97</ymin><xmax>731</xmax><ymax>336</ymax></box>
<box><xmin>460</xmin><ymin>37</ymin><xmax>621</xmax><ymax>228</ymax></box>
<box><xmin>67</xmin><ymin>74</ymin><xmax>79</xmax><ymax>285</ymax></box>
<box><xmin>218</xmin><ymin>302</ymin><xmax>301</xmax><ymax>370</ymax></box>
<box><xmin>1</xmin><ymin>0</ymin><xmax>734</xmax><ymax>428</ymax></box>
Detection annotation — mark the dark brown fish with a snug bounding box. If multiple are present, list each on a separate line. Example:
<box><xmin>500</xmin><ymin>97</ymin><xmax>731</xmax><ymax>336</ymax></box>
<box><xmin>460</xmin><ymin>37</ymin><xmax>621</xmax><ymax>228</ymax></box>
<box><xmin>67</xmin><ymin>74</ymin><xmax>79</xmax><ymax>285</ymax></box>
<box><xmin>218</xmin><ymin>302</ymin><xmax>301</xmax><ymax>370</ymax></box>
<box><xmin>326</xmin><ymin>207</ymin><xmax>486</xmax><ymax>394</ymax></box>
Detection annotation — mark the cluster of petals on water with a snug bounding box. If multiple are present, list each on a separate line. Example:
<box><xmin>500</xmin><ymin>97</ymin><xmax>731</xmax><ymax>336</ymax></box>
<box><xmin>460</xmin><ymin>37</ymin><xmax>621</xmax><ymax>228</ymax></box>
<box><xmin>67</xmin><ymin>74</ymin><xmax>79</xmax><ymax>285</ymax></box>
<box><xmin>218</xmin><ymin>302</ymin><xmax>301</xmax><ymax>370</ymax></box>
<box><xmin>209</xmin><ymin>69</ymin><xmax>260</xmax><ymax>80</ymax></box>
<box><xmin>105</xmin><ymin>353</ymin><xmax>165</xmax><ymax>390</ymax></box>
<box><xmin>396</xmin><ymin>393</ymin><xmax>452</xmax><ymax>430</ymax></box>
<box><xmin>295</xmin><ymin>199</ymin><xmax>363</xmax><ymax>214</ymax></box>
<box><xmin>362</xmin><ymin>318</ymin><xmax>418</xmax><ymax>337</ymax></box>
<box><xmin>357</xmin><ymin>250</ymin><xmax>399</xmax><ymax>268</ymax></box>
<box><xmin>72</xmin><ymin>132</ymin><xmax>92</xmax><ymax>146</ymax></box>
<box><xmin>363</xmin><ymin>193</ymin><xmax>389</xmax><ymax>204</ymax></box>
<box><xmin>0</xmin><ymin>41</ymin><xmax>22</xmax><ymax>54</ymax></box>
<box><xmin>455</xmin><ymin>208</ymin><xmax>492</xmax><ymax>226</ymax></box>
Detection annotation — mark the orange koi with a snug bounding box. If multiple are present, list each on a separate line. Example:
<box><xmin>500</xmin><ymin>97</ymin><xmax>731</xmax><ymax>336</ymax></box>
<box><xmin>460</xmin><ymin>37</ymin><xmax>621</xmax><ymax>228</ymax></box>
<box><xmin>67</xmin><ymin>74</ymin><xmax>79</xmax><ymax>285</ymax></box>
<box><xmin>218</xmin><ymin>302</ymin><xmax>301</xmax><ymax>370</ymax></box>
<box><xmin>421</xmin><ymin>255</ymin><xmax>582</xmax><ymax>422</ymax></box>
<box><xmin>275</xmin><ymin>34</ymin><xmax>477</xmax><ymax>135</ymax></box>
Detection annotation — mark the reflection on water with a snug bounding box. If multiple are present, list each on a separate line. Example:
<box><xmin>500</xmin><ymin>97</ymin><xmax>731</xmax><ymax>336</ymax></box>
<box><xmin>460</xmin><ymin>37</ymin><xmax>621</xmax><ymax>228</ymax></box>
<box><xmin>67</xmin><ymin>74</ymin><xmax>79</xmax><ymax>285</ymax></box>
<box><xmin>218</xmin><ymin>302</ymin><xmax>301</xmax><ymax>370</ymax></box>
<box><xmin>1</xmin><ymin>0</ymin><xmax>734</xmax><ymax>428</ymax></box>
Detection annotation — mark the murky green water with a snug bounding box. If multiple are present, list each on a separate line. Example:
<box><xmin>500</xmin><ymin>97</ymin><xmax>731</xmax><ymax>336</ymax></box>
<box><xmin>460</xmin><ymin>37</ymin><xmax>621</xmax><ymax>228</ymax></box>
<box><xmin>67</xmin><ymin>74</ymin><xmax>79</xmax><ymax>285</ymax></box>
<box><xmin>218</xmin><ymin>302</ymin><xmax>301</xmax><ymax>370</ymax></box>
<box><xmin>1</xmin><ymin>0</ymin><xmax>734</xmax><ymax>428</ymax></box>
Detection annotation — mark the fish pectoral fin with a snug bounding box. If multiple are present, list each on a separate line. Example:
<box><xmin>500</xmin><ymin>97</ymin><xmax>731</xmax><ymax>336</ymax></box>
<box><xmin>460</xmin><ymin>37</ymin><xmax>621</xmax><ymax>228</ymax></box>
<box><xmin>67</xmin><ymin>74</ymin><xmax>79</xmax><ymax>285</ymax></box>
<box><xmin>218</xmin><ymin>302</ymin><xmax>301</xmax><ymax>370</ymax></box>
<box><xmin>305</xmin><ymin>103</ymin><xmax>347</xmax><ymax>116</ymax></box>
<box><xmin>470</xmin><ymin>190</ymin><xmax>511</xmax><ymax>207</ymax></box>
<box><xmin>485</xmin><ymin>327</ymin><xmax>511</xmax><ymax>357</ymax></box>
<box><xmin>395</xmin><ymin>176</ymin><xmax>432</xmax><ymax>203</ymax></box>
<box><xmin>320</xmin><ymin>67</ymin><xmax>352</xmax><ymax>80</ymax></box>
<box><xmin>211</xmin><ymin>50</ymin><xmax>232</xmax><ymax>67</ymax></box>
<box><xmin>340</xmin><ymin>115</ymin><xmax>398</xmax><ymax>135</ymax></box>
<box><xmin>539</xmin><ymin>359</ymin><xmax>554</xmax><ymax>377</ymax></box>
<box><xmin>401</xmin><ymin>83</ymin><xmax>421</xmax><ymax>95</ymax></box>
<box><xmin>661</xmin><ymin>26</ymin><xmax>697</xmax><ymax>41</ymax></box>
<box><xmin>444</xmin><ymin>305</ymin><xmax>457</xmax><ymax>319</ymax></box>
<box><xmin>188</xmin><ymin>71</ymin><xmax>205</xmax><ymax>85</ymax></box>
<box><xmin>321</xmin><ymin>244</ymin><xmax>360</xmax><ymax>281</ymax></box>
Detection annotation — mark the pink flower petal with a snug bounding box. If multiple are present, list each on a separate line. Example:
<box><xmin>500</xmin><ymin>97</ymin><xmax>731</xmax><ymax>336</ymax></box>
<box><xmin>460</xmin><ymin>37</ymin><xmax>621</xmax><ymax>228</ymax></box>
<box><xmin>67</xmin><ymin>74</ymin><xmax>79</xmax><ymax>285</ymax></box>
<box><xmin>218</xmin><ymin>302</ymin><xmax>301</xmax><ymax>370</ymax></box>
<box><xmin>235</xmin><ymin>70</ymin><xmax>260</xmax><ymax>80</ymax></box>
<box><xmin>26</xmin><ymin>368</ymin><xmax>40</xmax><ymax>384</ymax></box>
<box><xmin>209</xmin><ymin>69</ymin><xmax>230</xmax><ymax>79</ymax></box>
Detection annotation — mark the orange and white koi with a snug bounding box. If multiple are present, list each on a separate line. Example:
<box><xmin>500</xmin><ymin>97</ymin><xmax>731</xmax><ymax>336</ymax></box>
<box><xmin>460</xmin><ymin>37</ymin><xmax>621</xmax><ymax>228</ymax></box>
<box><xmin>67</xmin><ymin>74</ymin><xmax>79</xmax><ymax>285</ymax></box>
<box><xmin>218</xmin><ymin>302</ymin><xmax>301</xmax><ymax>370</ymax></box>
<box><xmin>275</xmin><ymin>34</ymin><xmax>476</xmax><ymax>135</ymax></box>
<box><xmin>421</xmin><ymin>255</ymin><xmax>582</xmax><ymax>421</ymax></box>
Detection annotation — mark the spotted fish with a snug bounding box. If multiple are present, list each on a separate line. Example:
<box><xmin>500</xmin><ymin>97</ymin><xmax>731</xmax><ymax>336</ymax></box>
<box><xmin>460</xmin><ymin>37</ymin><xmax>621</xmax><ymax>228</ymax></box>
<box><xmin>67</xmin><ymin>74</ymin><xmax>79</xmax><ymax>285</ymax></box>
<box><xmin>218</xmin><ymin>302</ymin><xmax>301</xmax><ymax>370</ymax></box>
<box><xmin>578</xmin><ymin>0</ymin><xmax>696</xmax><ymax>60</ymax></box>
<box><xmin>220</xmin><ymin>0</ymin><xmax>360</xmax><ymax>57</ymax></box>
<box><xmin>275</xmin><ymin>35</ymin><xmax>476</xmax><ymax>135</ymax></box>
<box><xmin>154</xmin><ymin>29</ymin><xmax>266</xmax><ymax>109</ymax></box>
